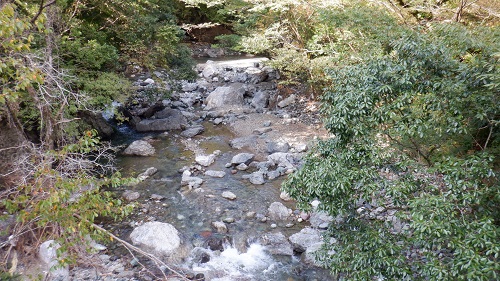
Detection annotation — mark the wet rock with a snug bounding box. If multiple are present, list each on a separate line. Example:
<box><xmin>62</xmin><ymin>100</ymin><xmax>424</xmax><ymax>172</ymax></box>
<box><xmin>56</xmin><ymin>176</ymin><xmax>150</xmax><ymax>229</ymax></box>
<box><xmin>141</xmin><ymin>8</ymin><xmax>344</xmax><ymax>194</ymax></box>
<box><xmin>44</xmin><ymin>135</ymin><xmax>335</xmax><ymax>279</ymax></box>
<box><xmin>135</xmin><ymin>108</ymin><xmax>188</xmax><ymax>132</ymax></box>
<box><xmin>123</xmin><ymin>140</ymin><xmax>155</xmax><ymax>156</ymax></box>
<box><xmin>195</xmin><ymin>154</ymin><xmax>216</xmax><ymax>167</ymax></box>
<box><xmin>268</xmin><ymin>202</ymin><xmax>291</xmax><ymax>221</ymax></box>
<box><xmin>122</xmin><ymin>190</ymin><xmax>140</xmax><ymax>202</ymax></box>
<box><xmin>181</xmin><ymin>125</ymin><xmax>205</xmax><ymax>138</ymax></box>
<box><xmin>221</xmin><ymin>191</ymin><xmax>237</xmax><ymax>200</ymax></box>
<box><xmin>205</xmin><ymin>83</ymin><xmax>246</xmax><ymax>111</ymax></box>
<box><xmin>289</xmin><ymin>227</ymin><xmax>322</xmax><ymax>253</ymax></box>
<box><xmin>189</xmin><ymin>247</ymin><xmax>211</xmax><ymax>264</ymax></box>
<box><xmin>204</xmin><ymin>170</ymin><xmax>226</xmax><ymax>178</ymax></box>
<box><xmin>231</xmin><ymin>153</ymin><xmax>255</xmax><ymax>165</ymax></box>
<box><xmin>248</xmin><ymin>171</ymin><xmax>265</xmax><ymax>185</ymax></box>
<box><xmin>137</xmin><ymin>167</ymin><xmax>158</xmax><ymax>181</ymax></box>
<box><xmin>267</xmin><ymin>141</ymin><xmax>290</xmax><ymax>154</ymax></box>
<box><xmin>39</xmin><ymin>240</ymin><xmax>70</xmax><ymax>281</ymax></box>
<box><xmin>309</xmin><ymin>211</ymin><xmax>333</xmax><ymax>230</ymax></box>
<box><xmin>205</xmin><ymin>235</ymin><xmax>226</xmax><ymax>251</ymax></box>
<box><xmin>277</xmin><ymin>94</ymin><xmax>296</xmax><ymax>108</ymax></box>
<box><xmin>181</xmin><ymin>170</ymin><xmax>204</xmax><ymax>189</ymax></box>
<box><xmin>211</xmin><ymin>221</ymin><xmax>228</xmax><ymax>234</ymax></box>
<box><xmin>259</xmin><ymin>232</ymin><xmax>293</xmax><ymax>256</ymax></box>
<box><xmin>130</xmin><ymin>222</ymin><xmax>181</xmax><ymax>257</ymax></box>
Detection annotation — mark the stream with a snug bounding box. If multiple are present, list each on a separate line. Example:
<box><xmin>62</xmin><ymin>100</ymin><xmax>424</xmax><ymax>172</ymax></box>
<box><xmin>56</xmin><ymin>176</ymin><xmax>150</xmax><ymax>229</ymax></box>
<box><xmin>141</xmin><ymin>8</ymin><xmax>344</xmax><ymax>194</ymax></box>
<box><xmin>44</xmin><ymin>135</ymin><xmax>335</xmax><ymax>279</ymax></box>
<box><xmin>109</xmin><ymin>56</ymin><xmax>333</xmax><ymax>281</ymax></box>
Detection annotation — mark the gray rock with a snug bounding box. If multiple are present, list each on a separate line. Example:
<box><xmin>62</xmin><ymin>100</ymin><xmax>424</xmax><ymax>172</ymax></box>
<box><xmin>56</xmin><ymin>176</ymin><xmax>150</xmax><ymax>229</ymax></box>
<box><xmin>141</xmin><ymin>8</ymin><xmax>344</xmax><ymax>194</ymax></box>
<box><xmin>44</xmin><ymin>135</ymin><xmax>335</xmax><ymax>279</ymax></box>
<box><xmin>195</xmin><ymin>154</ymin><xmax>216</xmax><ymax>167</ymax></box>
<box><xmin>259</xmin><ymin>232</ymin><xmax>293</xmax><ymax>256</ymax></box>
<box><xmin>204</xmin><ymin>170</ymin><xmax>226</xmax><ymax>178</ymax></box>
<box><xmin>231</xmin><ymin>153</ymin><xmax>255</xmax><ymax>165</ymax></box>
<box><xmin>181</xmin><ymin>170</ymin><xmax>203</xmax><ymax>189</ymax></box>
<box><xmin>150</xmin><ymin>194</ymin><xmax>165</xmax><ymax>201</ymax></box>
<box><xmin>251</xmin><ymin>91</ymin><xmax>270</xmax><ymax>109</ymax></box>
<box><xmin>253</xmin><ymin>127</ymin><xmax>272</xmax><ymax>135</ymax></box>
<box><xmin>181</xmin><ymin>125</ymin><xmax>205</xmax><ymax>138</ymax></box>
<box><xmin>289</xmin><ymin>227</ymin><xmax>322</xmax><ymax>253</ymax></box>
<box><xmin>189</xmin><ymin>247</ymin><xmax>211</xmax><ymax>264</ymax></box>
<box><xmin>123</xmin><ymin>140</ymin><xmax>155</xmax><ymax>156</ymax></box>
<box><xmin>267</xmin><ymin>152</ymin><xmax>299</xmax><ymax>169</ymax></box>
<box><xmin>136</xmin><ymin>118</ymin><xmax>186</xmax><ymax>132</ymax></box>
<box><xmin>277</xmin><ymin>94</ymin><xmax>296</xmax><ymax>108</ymax></box>
<box><xmin>182</xmin><ymin>82</ymin><xmax>198</xmax><ymax>92</ymax></box>
<box><xmin>221</xmin><ymin>191</ymin><xmax>237</xmax><ymax>200</ymax></box>
<box><xmin>294</xmin><ymin>143</ymin><xmax>308</xmax><ymax>153</ymax></box>
<box><xmin>248</xmin><ymin>172</ymin><xmax>265</xmax><ymax>185</ymax></box>
<box><xmin>223</xmin><ymin>217</ymin><xmax>235</xmax><ymax>223</ymax></box>
<box><xmin>137</xmin><ymin>167</ymin><xmax>158</xmax><ymax>181</ymax></box>
<box><xmin>211</xmin><ymin>221</ymin><xmax>228</xmax><ymax>233</ymax></box>
<box><xmin>39</xmin><ymin>240</ymin><xmax>69</xmax><ymax>281</ymax></box>
<box><xmin>236</xmin><ymin>163</ymin><xmax>248</xmax><ymax>171</ymax></box>
<box><xmin>144</xmin><ymin>78</ymin><xmax>155</xmax><ymax>84</ymax></box>
<box><xmin>304</xmin><ymin>242</ymin><xmax>327</xmax><ymax>267</ymax></box>
<box><xmin>205</xmin><ymin>83</ymin><xmax>246</xmax><ymax>111</ymax></box>
<box><xmin>135</xmin><ymin>108</ymin><xmax>188</xmax><ymax>132</ymax></box>
<box><xmin>123</xmin><ymin>190</ymin><xmax>140</xmax><ymax>202</ymax></box>
<box><xmin>268</xmin><ymin>202</ymin><xmax>291</xmax><ymax>221</ymax></box>
<box><xmin>130</xmin><ymin>222</ymin><xmax>181</xmax><ymax>257</ymax></box>
<box><xmin>213</xmin><ymin>118</ymin><xmax>224</xmax><ymax>125</ymax></box>
<box><xmin>310</xmin><ymin>211</ymin><xmax>333</xmax><ymax>229</ymax></box>
<box><xmin>202</xmin><ymin>64</ymin><xmax>218</xmax><ymax>80</ymax></box>
<box><xmin>267</xmin><ymin>141</ymin><xmax>290</xmax><ymax>153</ymax></box>
<box><xmin>245</xmin><ymin>67</ymin><xmax>268</xmax><ymax>84</ymax></box>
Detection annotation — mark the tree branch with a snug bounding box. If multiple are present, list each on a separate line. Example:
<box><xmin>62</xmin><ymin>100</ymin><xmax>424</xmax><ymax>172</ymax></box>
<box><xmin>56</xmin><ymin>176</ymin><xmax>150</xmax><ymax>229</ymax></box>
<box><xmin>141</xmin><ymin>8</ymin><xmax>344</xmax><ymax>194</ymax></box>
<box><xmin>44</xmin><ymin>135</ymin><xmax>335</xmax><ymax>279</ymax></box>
<box><xmin>30</xmin><ymin>0</ymin><xmax>56</xmax><ymax>24</ymax></box>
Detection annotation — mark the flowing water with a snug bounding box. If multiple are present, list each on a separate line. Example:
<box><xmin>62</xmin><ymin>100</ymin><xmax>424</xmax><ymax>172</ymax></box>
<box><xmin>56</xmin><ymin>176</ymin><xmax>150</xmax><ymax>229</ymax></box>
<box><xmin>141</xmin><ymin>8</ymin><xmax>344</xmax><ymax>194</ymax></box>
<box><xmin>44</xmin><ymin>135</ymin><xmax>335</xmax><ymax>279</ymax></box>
<box><xmin>114</xmin><ymin>122</ymin><xmax>333</xmax><ymax>280</ymax></box>
<box><xmin>112</xmin><ymin>56</ymin><xmax>333</xmax><ymax>280</ymax></box>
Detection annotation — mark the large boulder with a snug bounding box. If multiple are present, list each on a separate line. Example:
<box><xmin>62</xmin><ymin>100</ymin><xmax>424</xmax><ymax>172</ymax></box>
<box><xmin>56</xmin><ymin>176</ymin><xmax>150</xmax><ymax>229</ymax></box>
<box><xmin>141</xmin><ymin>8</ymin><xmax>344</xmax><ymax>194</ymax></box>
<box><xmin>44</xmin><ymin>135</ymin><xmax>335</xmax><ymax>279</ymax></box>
<box><xmin>251</xmin><ymin>91</ymin><xmax>270</xmax><ymax>110</ymax></box>
<box><xmin>130</xmin><ymin>222</ymin><xmax>181</xmax><ymax>257</ymax></box>
<box><xmin>231</xmin><ymin>153</ymin><xmax>255</xmax><ymax>165</ymax></box>
<box><xmin>267</xmin><ymin>202</ymin><xmax>291</xmax><ymax>221</ymax></box>
<box><xmin>123</xmin><ymin>140</ymin><xmax>155</xmax><ymax>156</ymax></box>
<box><xmin>288</xmin><ymin>227</ymin><xmax>322</xmax><ymax>253</ymax></box>
<box><xmin>135</xmin><ymin>108</ymin><xmax>187</xmax><ymax>132</ymax></box>
<box><xmin>205</xmin><ymin>83</ymin><xmax>246</xmax><ymax>110</ymax></box>
<box><xmin>77</xmin><ymin>110</ymin><xmax>114</xmax><ymax>139</ymax></box>
<box><xmin>259</xmin><ymin>232</ymin><xmax>293</xmax><ymax>256</ymax></box>
<box><xmin>181</xmin><ymin>125</ymin><xmax>205</xmax><ymax>138</ymax></box>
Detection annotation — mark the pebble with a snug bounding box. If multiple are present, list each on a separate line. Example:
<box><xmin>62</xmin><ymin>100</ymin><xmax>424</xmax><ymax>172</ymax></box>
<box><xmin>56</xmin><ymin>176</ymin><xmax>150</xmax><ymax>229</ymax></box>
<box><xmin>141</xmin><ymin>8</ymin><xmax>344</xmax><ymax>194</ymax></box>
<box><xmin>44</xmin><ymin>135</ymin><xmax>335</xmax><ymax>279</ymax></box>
<box><xmin>221</xmin><ymin>191</ymin><xmax>237</xmax><ymax>200</ymax></box>
<box><xmin>270</xmin><ymin>224</ymin><xmax>277</xmax><ymax>228</ymax></box>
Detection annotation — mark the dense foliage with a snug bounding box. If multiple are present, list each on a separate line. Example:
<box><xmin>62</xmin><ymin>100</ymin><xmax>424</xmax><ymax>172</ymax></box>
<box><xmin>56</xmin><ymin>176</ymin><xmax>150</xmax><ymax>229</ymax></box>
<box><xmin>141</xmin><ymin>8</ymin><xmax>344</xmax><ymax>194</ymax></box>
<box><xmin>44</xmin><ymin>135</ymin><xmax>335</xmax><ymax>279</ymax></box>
<box><xmin>282</xmin><ymin>3</ymin><xmax>500</xmax><ymax>281</ymax></box>
<box><xmin>0</xmin><ymin>0</ymin><xmax>193</xmax><ymax>273</ymax></box>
